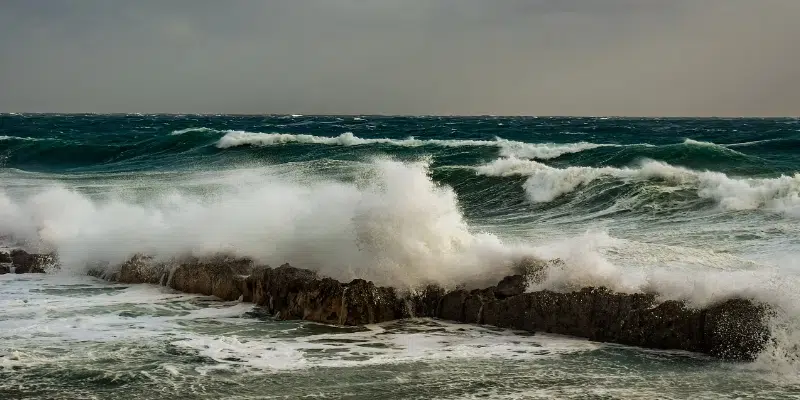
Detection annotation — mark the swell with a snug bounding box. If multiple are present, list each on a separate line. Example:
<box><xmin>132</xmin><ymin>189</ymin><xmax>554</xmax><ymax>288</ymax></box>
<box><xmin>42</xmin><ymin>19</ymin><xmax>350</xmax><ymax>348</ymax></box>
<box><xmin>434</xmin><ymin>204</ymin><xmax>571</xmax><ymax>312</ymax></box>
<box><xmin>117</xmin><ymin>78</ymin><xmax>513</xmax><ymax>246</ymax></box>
<box><xmin>0</xmin><ymin>133</ymin><xmax>218</xmax><ymax>172</ymax></box>
<box><xmin>214</xmin><ymin>130</ymin><xmax>615</xmax><ymax>160</ymax></box>
<box><xmin>3</xmin><ymin>125</ymin><xmax>797</xmax><ymax>174</ymax></box>
<box><xmin>468</xmin><ymin>158</ymin><xmax>800</xmax><ymax>217</ymax></box>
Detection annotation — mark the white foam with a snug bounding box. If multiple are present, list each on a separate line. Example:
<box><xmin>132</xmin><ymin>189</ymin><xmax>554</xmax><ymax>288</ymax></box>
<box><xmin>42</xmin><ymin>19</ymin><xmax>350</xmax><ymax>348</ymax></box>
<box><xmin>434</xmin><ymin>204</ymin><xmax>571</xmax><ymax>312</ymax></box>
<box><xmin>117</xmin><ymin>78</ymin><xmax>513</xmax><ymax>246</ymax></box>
<box><xmin>475</xmin><ymin>157</ymin><xmax>800</xmax><ymax>213</ymax></box>
<box><xmin>0</xmin><ymin>135</ymin><xmax>41</xmax><ymax>141</ymax></box>
<box><xmin>0</xmin><ymin>159</ymin><xmax>536</xmax><ymax>288</ymax></box>
<box><xmin>726</xmin><ymin>138</ymin><xmax>785</xmax><ymax>147</ymax></box>
<box><xmin>169</xmin><ymin>127</ymin><xmax>217</xmax><ymax>135</ymax></box>
<box><xmin>171</xmin><ymin>321</ymin><xmax>599</xmax><ymax>372</ymax></box>
<box><xmin>683</xmin><ymin>138</ymin><xmax>749</xmax><ymax>156</ymax></box>
<box><xmin>215</xmin><ymin>130</ymin><xmax>611</xmax><ymax>160</ymax></box>
<box><xmin>524</xmin><ymin>230</ymin><xmax>800</xmax><ymax>307</ymax></box>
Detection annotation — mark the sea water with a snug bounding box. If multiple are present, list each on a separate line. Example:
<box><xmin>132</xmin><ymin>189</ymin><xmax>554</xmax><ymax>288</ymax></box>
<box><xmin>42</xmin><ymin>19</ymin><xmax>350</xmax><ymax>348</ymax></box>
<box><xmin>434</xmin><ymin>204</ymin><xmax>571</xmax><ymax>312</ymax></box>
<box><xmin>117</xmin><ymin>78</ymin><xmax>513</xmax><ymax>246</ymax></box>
<box><xmin>1</xmin><ymin>115</ymin><xmax>799</xmax><ymax>398</ymax></box>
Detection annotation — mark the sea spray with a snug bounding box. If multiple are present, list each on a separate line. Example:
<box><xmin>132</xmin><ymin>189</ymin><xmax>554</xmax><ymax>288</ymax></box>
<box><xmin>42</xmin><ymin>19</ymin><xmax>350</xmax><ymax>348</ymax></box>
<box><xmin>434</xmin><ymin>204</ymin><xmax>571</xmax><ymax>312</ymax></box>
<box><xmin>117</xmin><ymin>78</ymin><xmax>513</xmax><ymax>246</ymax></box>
<box><xmin>0</xmin><ymin>159</ymin><xmax>536</xmax><ymax>288</ymax></box>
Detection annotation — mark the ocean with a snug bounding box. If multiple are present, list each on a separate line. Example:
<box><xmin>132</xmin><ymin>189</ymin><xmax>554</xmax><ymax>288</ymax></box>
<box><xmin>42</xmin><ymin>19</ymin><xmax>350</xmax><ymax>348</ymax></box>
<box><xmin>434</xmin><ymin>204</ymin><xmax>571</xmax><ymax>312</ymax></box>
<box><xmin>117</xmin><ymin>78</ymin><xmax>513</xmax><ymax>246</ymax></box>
<box><xmin>1</xmin><ymin>114</ymin><xmax>799</xmax><ymax>399</ymax></box>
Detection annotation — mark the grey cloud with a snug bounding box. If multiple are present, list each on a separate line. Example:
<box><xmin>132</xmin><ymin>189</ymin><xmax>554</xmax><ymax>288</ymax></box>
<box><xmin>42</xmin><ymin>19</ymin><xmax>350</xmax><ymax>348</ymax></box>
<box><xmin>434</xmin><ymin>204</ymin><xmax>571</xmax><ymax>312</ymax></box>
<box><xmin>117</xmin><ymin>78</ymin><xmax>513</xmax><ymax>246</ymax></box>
<box><xmin>0</xmin><ymin>0</ymin><xmax>798</xmax><ymax>116</ymax></box>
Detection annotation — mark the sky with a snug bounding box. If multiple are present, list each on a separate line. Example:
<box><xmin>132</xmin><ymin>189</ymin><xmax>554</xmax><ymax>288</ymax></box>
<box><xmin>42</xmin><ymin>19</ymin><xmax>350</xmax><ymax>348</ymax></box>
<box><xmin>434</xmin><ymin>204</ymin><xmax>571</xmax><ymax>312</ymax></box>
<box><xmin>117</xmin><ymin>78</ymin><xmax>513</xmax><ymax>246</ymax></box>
<box><xmin>1</xmin><ymin>0</ymin><xmax>798</xmax><ymax>116</ymax></box>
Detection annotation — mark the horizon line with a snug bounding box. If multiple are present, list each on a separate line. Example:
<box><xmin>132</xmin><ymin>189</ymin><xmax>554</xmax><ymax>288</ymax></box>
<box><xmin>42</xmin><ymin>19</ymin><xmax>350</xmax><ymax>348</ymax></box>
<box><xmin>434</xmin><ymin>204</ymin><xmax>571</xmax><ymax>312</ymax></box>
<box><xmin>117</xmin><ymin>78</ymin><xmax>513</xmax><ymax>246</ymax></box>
<box><xmin>1</xmin><ymin>112</ymin><xmax>798</xmax><ymax>119</ymax></box>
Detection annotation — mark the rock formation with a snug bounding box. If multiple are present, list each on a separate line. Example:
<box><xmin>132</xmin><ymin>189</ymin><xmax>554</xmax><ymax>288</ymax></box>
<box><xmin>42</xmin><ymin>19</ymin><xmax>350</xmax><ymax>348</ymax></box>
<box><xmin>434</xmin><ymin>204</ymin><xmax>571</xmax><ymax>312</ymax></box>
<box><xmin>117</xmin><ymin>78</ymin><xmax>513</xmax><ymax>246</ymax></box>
<box><xmin>0</xmin><ymin>250</ymin><xmax>55</xmax><ymax>274</ymax></box>
<box><xmin>14</xmin><ymin>250</ymin><xmax>772</xmax><ymax>361</ymax></box>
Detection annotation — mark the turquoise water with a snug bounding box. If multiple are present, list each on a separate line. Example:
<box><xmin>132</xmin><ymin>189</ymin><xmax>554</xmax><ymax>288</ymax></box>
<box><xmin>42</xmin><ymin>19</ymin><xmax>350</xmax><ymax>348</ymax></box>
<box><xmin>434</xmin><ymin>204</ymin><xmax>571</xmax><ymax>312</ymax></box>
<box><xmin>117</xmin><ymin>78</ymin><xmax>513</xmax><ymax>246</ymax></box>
<box><xmin>2</xmin><ymin>115</ymin><xmax>800</xmax><ymax>398</ymax></box>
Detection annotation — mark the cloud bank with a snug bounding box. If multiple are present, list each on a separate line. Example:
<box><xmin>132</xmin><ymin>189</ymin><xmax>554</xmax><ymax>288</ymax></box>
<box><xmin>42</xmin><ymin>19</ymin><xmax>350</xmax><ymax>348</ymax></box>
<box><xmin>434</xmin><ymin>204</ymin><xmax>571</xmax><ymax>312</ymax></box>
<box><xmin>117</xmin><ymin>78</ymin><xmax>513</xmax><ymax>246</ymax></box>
<box><xmin>1</xmin><ymin>0</ymin><xmax>798</xmax><ymax>116</ymax></box>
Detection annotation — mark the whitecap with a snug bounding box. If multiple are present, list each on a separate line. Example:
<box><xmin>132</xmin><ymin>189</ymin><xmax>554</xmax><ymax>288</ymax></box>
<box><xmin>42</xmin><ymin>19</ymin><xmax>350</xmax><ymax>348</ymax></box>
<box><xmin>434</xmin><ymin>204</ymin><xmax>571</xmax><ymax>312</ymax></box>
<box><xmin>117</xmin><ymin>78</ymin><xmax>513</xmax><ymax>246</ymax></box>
<box><xmin>216</xmin><ymin>131</ymin><xmax>613</xmax><ymax>160</ymax></box>
<box><xmin>475</xmin><ymin>157</ymin><xmax>800</xmax><ymax>213</ymax></box>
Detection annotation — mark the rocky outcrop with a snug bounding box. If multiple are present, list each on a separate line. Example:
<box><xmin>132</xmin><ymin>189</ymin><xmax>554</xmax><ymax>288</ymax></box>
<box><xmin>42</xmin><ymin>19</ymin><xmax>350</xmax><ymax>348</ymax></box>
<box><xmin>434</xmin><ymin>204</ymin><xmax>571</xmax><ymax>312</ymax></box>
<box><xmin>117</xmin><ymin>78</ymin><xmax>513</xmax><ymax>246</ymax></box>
<box><xmin>96</xmin><ymin>254</ymin><xmax>770</xmax><ymax>361</ymax></box>
<box><xmin>444</xmin><ymin>286</ymin><xmax>769</xmax><ymax>361</ymax></box>
<box><xmin>245</xmin><ymin>265</ymin><xmax>408</xmax><ymax>325</ymax></box>
<box><xmin>168</xmin><ymin>255</ymin><xmax>253</xmax><ymax>301</ymax></box>
<box><xmin>0</xmin><ymin>250</ymin><xmax>55</xmax><ymax>274</ymax></box>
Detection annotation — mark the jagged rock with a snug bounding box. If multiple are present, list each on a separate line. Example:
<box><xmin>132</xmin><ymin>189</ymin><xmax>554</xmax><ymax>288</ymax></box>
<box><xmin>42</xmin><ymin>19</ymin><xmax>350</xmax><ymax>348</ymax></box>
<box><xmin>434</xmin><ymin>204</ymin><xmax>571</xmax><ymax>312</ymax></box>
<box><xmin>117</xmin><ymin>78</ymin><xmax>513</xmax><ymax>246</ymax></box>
<box><xmin>438</xmin><ymin>290</ymin><xmax>469</xmax><ymax>322</ymax></box>
<box><xmin>247</xmin><ymin>266</ymin><xmax>407</xmax><ymax>324</ymax></box>
<box><xmin>11</xmin><ymin>250</ymin><xmax>54</xmax><ymax>274</ymax></box>
<box><xmin>482</xmin><ymin>291</ymin><xmax>531</xmax><ymax>329</ymax></box>
<box><xmin>0</xmin><ymin>252</ymin><xmax>11</xmax><ymax>263</ymax></box>
<box><xmin>407</xmin><ymin>284</ymin><xmax>445</xmax><ymax>318</ymax></box>
<box><xmin>115</xmin><ymin>254</ymin><xmax>167</xmax><ymax>284</ymax></box>
<box><xmin>247</xmin><ymin>264</ymin><xmax>318</xmax><ymax>314</ymax></box>
<box><xmin>340</xmin><ymin>279</ymin><xmax>407</xmax><ymax>325</ymax></box>
<box><xmin>0</xmin><ymin>265</ymin><xmax>10</xmax><ymax>275</ymax></box>
<box><xmin>168</xmin><ymin>255</ymin><xmax>254</xmax><ymax>301</ymax></box>
<box><xmin>441</xmin><ymin>276</ymin><xmax>769</xmax><ymax>361</ymax></box>
<box><xmin>511</xmin><ymin>256</ymin><xmax>552</xmax><ymax>283</ymax></box>
<box><xmin>495</xmin><ymin>274</ymin><xmax>526</xmax><ymax>299</ymax></box>
<box><xmin>705</xmin><ymin>298</ymin><xmax>771</xmax><ymax>360</ymax></box>
<box><xmin>463</xmin><ymin>293</ymin><xmax>484</xmax><ymax>324</ymax></box>
<box><xmin>291</xmin><ymin>277</ymin><xmax>346</xmax><ymax>324</ymax></box>
<box><xmin>94</xmin><ymin>254</ymin><xmax>770</xmax><ymax>361</ymax></box>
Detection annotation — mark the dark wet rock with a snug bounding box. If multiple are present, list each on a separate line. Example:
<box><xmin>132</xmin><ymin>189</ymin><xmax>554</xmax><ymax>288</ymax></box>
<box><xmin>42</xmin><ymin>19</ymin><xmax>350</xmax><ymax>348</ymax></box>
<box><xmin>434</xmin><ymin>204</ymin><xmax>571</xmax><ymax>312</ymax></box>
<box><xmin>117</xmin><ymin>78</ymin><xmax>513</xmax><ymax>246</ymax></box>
<box><xmin>0</xmin><ymin>252</ymin><xmax>11</xmax><ymax>264</ymax></box>
<box><xmin>11</xmin><ymin>250</ymin><xmax>54</xmax><ymax>274</ymax></box>
<box><xmin>437</xmin><ymin>277</ymin><xmax>769</xmax><ymax>361</ymax></box>
<box><xmin>437</xmin><ymin>290</ymin><xmax>469</xmax><ymax>322</ymax></box>
<box><xmin>247</xmin><ymin>267</ymin><xmax>407</xmax><ymax>325</ymax></box>
<box><xmin>0</xmin><ymin>264</ymin><xmax>10</xmax><ymax>275</ymax></box>
<box><xmin>247</xmin><ymin>264</ymin><xmax>318</xmax><ymax>313</ymax></box>
<box><xmin>340</xmin><ymin>279</ymin><xmax>407</xmax><ymax>325</ymax></box>
<box><xmin>168</xmin><ymin>255</ymin><xmax>254</xmax><ymax>301</ymax></box>
<box><xmin>115</xmin><ymin>254</ymin><xmax>167</xmax><ymax>284</ymax></box>
<box><xmin>463</xmin><ymin>293</ymin><xmax>484</xmax><ymax>324</ymax></box>
<box><xmin>95</xmin><ymin>254</ymin><xmax>770</xmax><ymax>361</ymax></box>
<box><xmin>705</xmin><ymin>298</ymin><xmax>771</xmax><ymax>360</ymax></box>
<box><xmin>495</xmin><ymin>274</ymin><xmax>526</xmax><ymax>299</ymax></box>
<box><xmin>290</xmin><ymin>277</ymin><xmax>346</xmax><ymax>323</ymax></box>
<box><xmin>407</xmin><ymin>284</ymin><xmax>445</xmax><ymax>318</ymax></box>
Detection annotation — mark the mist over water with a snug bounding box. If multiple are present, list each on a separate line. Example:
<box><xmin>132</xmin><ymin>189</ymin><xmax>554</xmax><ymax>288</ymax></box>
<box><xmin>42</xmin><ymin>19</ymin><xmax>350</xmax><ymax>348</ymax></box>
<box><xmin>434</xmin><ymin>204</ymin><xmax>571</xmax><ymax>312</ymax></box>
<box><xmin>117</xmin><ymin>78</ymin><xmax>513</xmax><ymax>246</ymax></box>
<box><xmin>2</xmin><ymin>115</ymin><xmax>800</xmax><ymax>398</ymax></box>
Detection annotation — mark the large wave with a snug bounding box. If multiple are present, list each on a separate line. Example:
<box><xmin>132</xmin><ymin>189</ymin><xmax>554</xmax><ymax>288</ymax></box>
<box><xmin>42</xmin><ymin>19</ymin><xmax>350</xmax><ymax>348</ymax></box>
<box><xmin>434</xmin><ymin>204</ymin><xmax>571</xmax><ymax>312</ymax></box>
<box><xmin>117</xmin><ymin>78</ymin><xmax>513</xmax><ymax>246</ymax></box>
<box><xmin>0</xmin><ymin>159</ymin><xmax>794</xmax><ymax>301</ymax></box>
<box><xmin>4</xmin><ymin>158</ymin><xmax>800</xmax><ymax>371</ymax></box>
<box><xmin>215</xmin><ymin>130</ymin><xmax>611</xmax><ymax>160</ymax></box>
<box><xmin>0</xmin><ymin>159</ymin><xmax>538</xmax><ymax>288</ymax></box>
<box><xmin>476</xmin><ymin>157</ymin><xmax>800</xmax><ymax>214</ymax></box>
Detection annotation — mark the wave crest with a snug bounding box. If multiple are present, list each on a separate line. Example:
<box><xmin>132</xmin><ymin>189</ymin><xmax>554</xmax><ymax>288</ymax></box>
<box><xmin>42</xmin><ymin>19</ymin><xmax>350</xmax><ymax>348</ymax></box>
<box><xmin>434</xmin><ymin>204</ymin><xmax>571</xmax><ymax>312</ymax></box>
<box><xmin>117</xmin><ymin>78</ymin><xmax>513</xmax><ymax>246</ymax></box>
<box><xmin>170</xmin><ymin>127</ymin><xmax>218</xmax><ymax>135</ymax></box>
<box><xmin>216</xmin><ymin>130</ymin><xmax>610</xmax><ymax>160</ymax></box>
<box><xmin>476</xmin><ymin>157</ymin><xmax>800</xmax><ymax>213</ymax></box>
<box><xmin>0</xmin><ymin>159</ymin><xmax>538</xmax><ymax>288</ymax></box>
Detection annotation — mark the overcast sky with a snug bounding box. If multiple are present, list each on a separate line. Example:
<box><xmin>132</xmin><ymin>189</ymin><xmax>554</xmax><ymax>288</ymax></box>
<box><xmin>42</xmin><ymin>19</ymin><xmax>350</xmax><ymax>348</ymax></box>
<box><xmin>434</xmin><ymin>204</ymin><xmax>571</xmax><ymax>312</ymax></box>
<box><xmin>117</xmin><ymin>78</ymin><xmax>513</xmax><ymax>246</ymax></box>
<box><xmin>1</xmin><ymin>1</ymin><xmax>798</xmax><ymax>116</ymax></box>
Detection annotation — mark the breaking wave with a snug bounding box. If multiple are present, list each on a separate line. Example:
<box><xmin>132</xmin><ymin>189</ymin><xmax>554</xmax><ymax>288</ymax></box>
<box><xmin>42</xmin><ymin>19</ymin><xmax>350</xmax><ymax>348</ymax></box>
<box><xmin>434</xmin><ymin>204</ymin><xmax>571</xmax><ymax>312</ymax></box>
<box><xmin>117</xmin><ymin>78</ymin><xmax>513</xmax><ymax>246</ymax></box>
<box><xmin>0</xmin><ymin>159</ymin><xmax>537</xmax><ymax>288</ymax></box>
<box><xmin>2</xmin><ymin>159</ymin><xmax>797</xmax><ymax>305</ymax></box>
<box><xmin>216</xmin><ymin>130</ymin><xmax>612</xmax><ymax>160</ymax></box>
<box><xmin>683</xmin><ymin>138</ymin><xmax>749</xmax><ymax>156</ymax></box>
<box><xmin>170</xmin><ymin>127</ymin><xmax>217</xmax><ymax>135</ymax></box>
<box><xmin>475</xmin><ymin>157</ymin><xmax>800</xmax><ymax>214</ymax></box>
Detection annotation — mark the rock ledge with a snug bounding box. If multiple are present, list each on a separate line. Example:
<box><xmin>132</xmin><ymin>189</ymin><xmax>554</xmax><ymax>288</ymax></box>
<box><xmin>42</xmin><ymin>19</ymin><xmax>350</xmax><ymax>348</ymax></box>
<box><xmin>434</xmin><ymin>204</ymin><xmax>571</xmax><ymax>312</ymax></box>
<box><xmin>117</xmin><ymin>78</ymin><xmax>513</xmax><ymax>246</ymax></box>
<box><xmin>88</xmin><ymin>255</ymin><xmax>771</xmax><ymax>361</ymax></box>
